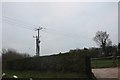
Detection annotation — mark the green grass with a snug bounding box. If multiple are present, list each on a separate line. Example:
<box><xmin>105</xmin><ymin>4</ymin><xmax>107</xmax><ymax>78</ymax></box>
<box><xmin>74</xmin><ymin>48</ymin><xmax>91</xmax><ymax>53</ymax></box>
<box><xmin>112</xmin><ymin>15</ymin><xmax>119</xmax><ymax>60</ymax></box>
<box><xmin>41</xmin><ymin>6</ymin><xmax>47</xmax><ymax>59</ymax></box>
<box><xmin>91</xmin><ymin>58</ymin><xmax>118</xmax><ymax>69</ymax></box>
<box><xmin>3</xmin><ymin>70</ymin><xmax>88</xmax><ymax>78</ymax></box>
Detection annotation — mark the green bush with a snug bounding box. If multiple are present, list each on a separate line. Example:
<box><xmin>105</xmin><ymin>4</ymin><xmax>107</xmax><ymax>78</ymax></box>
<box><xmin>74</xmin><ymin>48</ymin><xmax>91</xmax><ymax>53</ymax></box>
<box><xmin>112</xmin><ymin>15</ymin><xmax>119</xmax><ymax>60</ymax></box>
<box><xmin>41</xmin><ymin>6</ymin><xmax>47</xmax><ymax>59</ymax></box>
<box><xmin>6</xmin><ymin>51</ymin><xmax>87</xmax><ymax>74</ymax></box>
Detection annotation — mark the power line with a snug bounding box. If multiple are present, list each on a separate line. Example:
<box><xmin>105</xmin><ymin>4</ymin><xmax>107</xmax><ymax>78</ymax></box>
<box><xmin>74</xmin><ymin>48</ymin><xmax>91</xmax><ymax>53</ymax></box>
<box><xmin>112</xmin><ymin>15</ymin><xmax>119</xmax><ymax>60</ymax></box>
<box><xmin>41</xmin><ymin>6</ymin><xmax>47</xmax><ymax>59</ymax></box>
<box><xmin>43</xmin><ymin>28</ymin><xmax>82</xmax><ymax>39</ymax></box>
<box><xmin>3</xmin><ymin>17</ymin><xmax>82</xmax><ymax>40</ymax></box>
<box><xmin>2</xmin><ymin>16</ymin><xmax>81</xmax><ymax>39</ymax></box>
<box><xmin>3</xmin><ymin>19</ymin><xmax>34</xmax><ymax>31</ymax></box>
<box><xmin>3</xmin><ymin>15</ymin><xmax>36</xmax><ymax>28</ymax></box>
<box><xmin>3</xmin><ymin>18</ymin><xmax>35</xmax><ymax>30</ymax></box>
<box><xmin>3</xmin><ymin>16</ymin><xmax>84</xmax><ymax>43</ymax></box>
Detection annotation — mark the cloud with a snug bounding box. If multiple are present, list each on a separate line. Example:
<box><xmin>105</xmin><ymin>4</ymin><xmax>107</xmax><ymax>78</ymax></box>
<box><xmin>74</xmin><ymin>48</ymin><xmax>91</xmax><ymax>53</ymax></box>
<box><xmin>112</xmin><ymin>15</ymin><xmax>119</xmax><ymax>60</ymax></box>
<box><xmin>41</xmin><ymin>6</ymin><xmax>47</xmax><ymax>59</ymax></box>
<box><xmin>2</xmin><ymin>2</ymin><xmax>118</xmax><ymax>56</ymax></box>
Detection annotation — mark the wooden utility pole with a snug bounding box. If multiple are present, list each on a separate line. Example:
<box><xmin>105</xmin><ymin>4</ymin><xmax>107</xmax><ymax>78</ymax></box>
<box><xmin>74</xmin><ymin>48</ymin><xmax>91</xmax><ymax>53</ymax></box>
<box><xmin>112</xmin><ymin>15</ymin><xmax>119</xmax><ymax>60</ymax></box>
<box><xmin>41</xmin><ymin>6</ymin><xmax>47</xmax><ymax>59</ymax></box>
<box><xmin>34</xmin><ymin>27</ymin><xmax>43</xmax><ymax>56</ymax></box>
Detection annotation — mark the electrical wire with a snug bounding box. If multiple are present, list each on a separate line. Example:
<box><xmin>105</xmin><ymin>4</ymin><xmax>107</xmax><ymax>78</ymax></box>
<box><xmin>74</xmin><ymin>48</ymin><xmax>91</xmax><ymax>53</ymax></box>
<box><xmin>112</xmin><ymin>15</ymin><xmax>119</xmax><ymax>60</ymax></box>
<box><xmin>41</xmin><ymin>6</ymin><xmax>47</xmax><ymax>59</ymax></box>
<box><xmin>3</xmin><ymin>19</ymin><xmax>34</xmax><ymax>31</ymax></box>
<box><xmin>43</xmin><ymin>29</ymin><xmax>82</xmax><ymax>40</ymax></box>
<box><xmin>3</xmin><ymin>15</ymin><xmax>82</xmax><ymax>39</ymax></box>
<box><xmin>3</xmin><ymin>15</ymin><xmax>36</xmax><ymax>28</ymax></box>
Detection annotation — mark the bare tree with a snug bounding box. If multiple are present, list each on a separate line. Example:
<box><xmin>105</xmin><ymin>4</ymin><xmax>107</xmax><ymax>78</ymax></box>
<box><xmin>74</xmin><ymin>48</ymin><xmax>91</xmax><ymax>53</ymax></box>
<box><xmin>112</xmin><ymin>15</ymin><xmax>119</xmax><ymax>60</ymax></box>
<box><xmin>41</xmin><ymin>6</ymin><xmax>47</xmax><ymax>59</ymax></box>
<box><xmin>93</xmin><ymin>31</ymin><xmax>112</xmax><ymax>56</ymax></box>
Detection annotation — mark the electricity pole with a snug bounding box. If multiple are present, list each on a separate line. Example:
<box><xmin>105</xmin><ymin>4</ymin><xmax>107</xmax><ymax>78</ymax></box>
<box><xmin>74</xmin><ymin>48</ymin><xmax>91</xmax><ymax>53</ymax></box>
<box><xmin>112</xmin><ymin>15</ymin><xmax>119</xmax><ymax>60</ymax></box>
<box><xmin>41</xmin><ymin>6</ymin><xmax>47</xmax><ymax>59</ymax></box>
<box><xmin>34</xmin><ymin>27</ymin><xmax>43</xmax><ymax>56</ymax></box>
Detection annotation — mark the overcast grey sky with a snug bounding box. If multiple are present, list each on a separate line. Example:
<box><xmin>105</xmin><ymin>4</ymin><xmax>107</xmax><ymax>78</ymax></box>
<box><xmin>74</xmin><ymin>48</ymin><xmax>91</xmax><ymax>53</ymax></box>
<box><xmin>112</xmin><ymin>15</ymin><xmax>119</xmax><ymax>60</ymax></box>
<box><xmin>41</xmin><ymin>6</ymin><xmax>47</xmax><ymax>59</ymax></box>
<box><xmin>2</xmin><ymin>2</ymin><xmax>118</xmax><ymax>56</ymax></box>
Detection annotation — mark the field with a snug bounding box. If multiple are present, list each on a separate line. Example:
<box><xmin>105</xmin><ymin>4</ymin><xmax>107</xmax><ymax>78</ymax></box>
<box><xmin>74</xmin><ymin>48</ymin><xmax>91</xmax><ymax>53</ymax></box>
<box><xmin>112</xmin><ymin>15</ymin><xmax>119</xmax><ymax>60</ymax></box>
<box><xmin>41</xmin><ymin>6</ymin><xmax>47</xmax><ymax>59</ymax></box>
<box><xmin>91</xmin><ymin>57</ymin><xmax>119</xmax><ymax>69</ymax></box>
